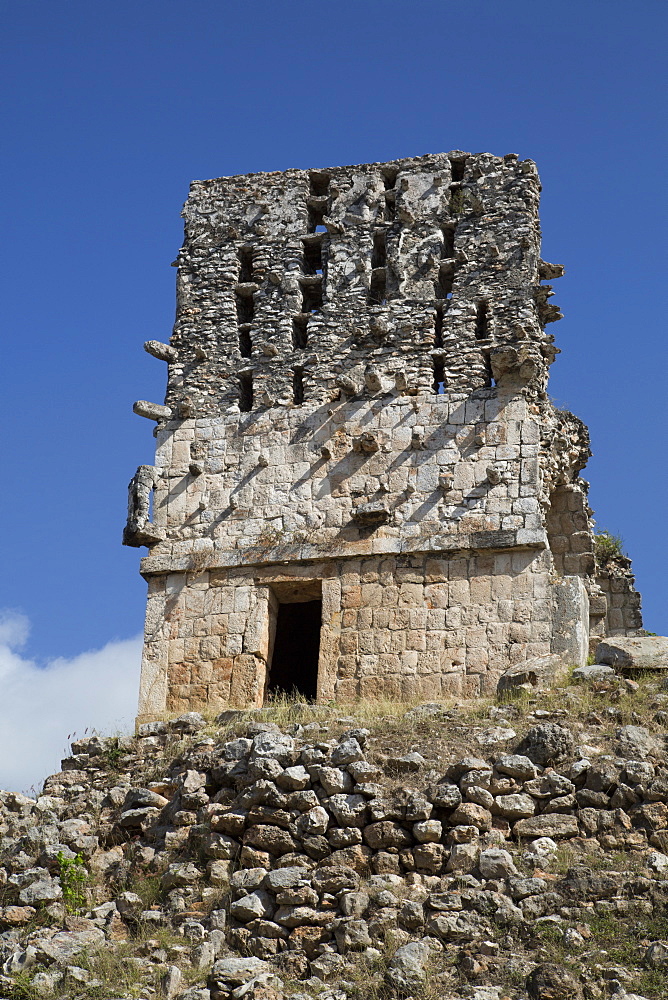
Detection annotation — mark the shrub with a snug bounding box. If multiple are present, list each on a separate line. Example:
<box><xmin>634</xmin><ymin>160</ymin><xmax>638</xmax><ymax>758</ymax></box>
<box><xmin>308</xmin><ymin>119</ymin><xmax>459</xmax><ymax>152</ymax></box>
<box><xmin>57</xmin><ymin>851</ymin><xmax>88</xmax><ymax>912</ymax></box>
<box><xmin>595</xmin><ymin>529</ymin><xmax>626</xmax><ymax>564</ymax></box>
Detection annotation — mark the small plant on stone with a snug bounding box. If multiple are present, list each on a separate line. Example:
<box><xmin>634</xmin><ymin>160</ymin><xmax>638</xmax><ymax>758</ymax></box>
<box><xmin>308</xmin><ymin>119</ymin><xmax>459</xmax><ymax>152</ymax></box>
<box><xmin>73</xmin><ymin>940</ymin><xmax>156</xmax><ymax>998</ymax></box>
<box><xmin>594</xmin><ymin>528</ymin><xmax>626</xmax><ymax>564</ymax></box>
<box><xmin>99</xmin><ymin>738</ymin><xmax>127</xmax><ymax>772</ymax></box>
<box><xmin>57</xmin><ymin>851</ymin><xmax>89</xmax><ymax>912</ymax></box>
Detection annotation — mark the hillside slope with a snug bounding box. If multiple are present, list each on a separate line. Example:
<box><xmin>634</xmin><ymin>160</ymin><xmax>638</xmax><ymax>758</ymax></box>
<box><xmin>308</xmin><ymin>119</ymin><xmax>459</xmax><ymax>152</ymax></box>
<box><xmin>2</xmin><ymin>656</ymin><xmax>668</xmax><ymax>999</ymax></box>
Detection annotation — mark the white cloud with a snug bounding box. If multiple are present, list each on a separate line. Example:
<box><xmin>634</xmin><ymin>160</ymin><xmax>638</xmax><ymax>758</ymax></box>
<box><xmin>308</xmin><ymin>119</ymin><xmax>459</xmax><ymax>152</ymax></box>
<box><xmin>0</xmin><ymin>610</ymin><xmax>142</xmax><ymax>794</ymax></box>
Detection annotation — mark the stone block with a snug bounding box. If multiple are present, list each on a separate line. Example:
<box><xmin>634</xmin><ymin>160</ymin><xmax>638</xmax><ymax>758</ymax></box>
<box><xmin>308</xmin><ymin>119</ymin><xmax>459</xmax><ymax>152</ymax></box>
<box><xmin>596</xmin><ymin>636</ymin><xmax>668</xmax><ymax>670</ymax></box>
<box><xmin>551</xmin><ymin>575</ymin><xmax>589</xmax><ymax>667</ymax></box>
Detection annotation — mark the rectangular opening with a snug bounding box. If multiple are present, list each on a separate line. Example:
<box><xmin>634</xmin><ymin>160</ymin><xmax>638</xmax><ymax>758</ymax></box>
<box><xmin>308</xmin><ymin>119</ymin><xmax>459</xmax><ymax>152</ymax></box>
<box><xmin>436</xmin><ymin>261</ymin><xmax>455</xmax><ymax>299</ymax></box>
<box><xmin>301</xmin><ymin>277</ymin><xmax>323</xmax><ymax>313</ymax></box>
<box><xmin>433</xmin><ymin>355</ymin><xmax>446</xmax><ymax>394</ymax></box>
<box><xmin>292</xmin><ymin>314</ymin><xmax>309</xmax><ymax>349</ymax></box>
<box><xmin>267</xmin><ymin>583</ymin><xmax>322</xmax><ymax>701</ymax></box>
<box><xmin>382</xmin><ymin>169</ymin><xmax>398</xmax><ymax>221</ymax></box>
<box><xmin>434</xmin><ymin>302</ymin><xmax>444</xmax><ymax>349</ymax></box>
<box><xmin>239</xmin><ymin>371</ymin><xmax>253</xmax><ymax>411</ymax></box>
<box><xmin>481</xmin><ymin>349</ymin><xmax>494</xmax><ymax>388</ymax></box>
<box><xmin>238</xmin><ymin>246</ymin><xmax>254</xmax><ymax>283</ymax></box>
<box><xmin>293</xmin><ymin>367</ymin><xmax>305</xmax><ymax>405</ymax></box>
<box><xmin>302</xmin><ymin>236</ymin><xmax>323</xmax><ymax>276</ymax></box>
<box><xmin>235</xmin><ymin>289</ymin><xmax>254</xmax><ymax>324</ymax></box>
<box><xmin>309</xmin><ymin>171</ymin><xmax>330</xmax><ymax>198</ymax></box>
<box><xmin>382</xmin><ymin>168</ymin><xmax>398</xmax><ymax>191</ymax></box>
<box><xmin>371</xmin><ymin>230</ymin><xmax>387</xmax><ymax>269</ymax></box>
<box><xmin>307</xmin><ymin>204</ymin><xmax>326</xmax><ymax>234</ymax></box>
<box><xmin>449</xmin><ymin>157</ymin><xmax>467</xmax><ymax>182</ymax></box>
<box><xmin>368</xmin><ymin>268</ymin><xmax>387</xmax><ymax>305</ymax></box>
<box><xmin>441</xmin><ymin>224</ymin><xmax>456</xmax><ymax>259</ymax></box>
<box><xmin>449</xmin><ymin>186</ymin><xmax>465</xmax><ymax>214</ymax></box>
<box><xmin>475</xmin><ymin>300</ymin><xmax>489</xmax><ymax>339</ymax></box>
<box><xmin>238</xmin><ymin>326</ymin><xmax>252</xmax><ymax>358</ymax></box>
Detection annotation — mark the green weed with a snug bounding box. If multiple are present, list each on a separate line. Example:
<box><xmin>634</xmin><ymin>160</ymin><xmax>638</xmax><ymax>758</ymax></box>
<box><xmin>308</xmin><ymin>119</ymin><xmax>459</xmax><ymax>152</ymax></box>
<box><xmin>595</xmin><ymin>529</ymin><xmax>626</xmax><ymax>564</ymax></box>
<box><xmin>57</xmin><ymin>851</ymin><xmax>89</xmax><ymax>913</ymax></box>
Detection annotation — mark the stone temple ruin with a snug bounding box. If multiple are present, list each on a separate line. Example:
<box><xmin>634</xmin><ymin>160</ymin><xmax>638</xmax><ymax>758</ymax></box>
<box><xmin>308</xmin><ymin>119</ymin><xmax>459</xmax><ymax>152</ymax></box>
<box><xmin>125</xmin><ymin>151</ymin><xmax>642</xmax><ymax>724</ymax></box>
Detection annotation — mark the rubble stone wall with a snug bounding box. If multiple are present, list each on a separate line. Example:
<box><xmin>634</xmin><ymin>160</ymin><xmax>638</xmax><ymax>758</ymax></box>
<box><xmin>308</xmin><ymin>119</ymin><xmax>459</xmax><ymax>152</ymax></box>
<box><xmin>164</xmin><ymin>151</ymin><xmax>558</xmax><ymax>415</ymax></box>
<box><xmin>597</xmin><ymin>557</ymin><xmax>644</xmax><ymax>636</ymax></box>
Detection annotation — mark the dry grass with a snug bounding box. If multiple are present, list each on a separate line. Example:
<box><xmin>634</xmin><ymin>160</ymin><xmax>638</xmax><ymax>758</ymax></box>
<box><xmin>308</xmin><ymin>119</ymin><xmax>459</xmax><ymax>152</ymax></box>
<box><xmin>341</xmin><ymin>942</ymin><xmax>458</xmax><ymax>1000</ymax></box>
<box><xmin>25</xmin><ymin>669</ymin><xmax>668</xmax><ymax>1000</ymax></box>
<box><xmin>120</xmin><ymin>670</ymin><xmax>667</xmax><ymax>799</ymax></box>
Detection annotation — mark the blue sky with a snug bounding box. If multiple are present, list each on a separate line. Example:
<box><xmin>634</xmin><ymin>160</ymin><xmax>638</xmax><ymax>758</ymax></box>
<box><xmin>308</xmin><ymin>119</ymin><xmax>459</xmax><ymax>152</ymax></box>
<box><xmin>0</xmin><ymin>0</ymin><xmax>665</xmax><ymax>787</ymax></box>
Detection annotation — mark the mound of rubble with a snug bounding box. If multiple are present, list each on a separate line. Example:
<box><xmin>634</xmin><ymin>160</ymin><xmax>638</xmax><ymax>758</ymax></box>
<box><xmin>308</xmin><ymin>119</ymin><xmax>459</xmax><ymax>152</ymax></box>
<box><xmin>2</xmin><ymin>672</ymin><xmax>668</xmax><ymax>998</ymax></box>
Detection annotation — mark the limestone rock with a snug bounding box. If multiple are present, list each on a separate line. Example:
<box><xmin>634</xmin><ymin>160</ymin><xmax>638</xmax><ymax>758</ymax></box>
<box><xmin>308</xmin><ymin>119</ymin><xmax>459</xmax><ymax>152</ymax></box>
<box><xmin>446</xmin><ymin>842</ymin><xmax>480</xmax><ymax>873</ymax></box>
<box><xmin>413</xmin><ymin>819</ymin><xmax>442</xmax><ymax>843</ymax></box>
<box><xmin>497</xmin><ymin>654</ymin><xmax>569</xmax><ymax>692</ymax></box>
<box><xmin>263</xmin><ymin>867</ymin><xmax>310</xmax><ymax>893</ymax></box>
<box><xmin>572</xmin><ymin>663</ymin><xmax>616</xmax><ymax>681</ymax></box>
<box><xmin>526</xmin><ymin>962</ymin><xmax>583</xmax><ymax>999</ymax></box>
<box><xmin>447</xmin><ymin>803</ymin><xmax>492</xmax><ymax>831</ymax></box>
<box><xmin>330</xmin><ymin>738</ymin><xmax>365</xmax><ymax>766</ymax></box>
<box><xmin>325</xmin><ymin>794</ymin><xmax>368</xmax><ymax>828</ymax></box>
<box><xmin>513</xmin><ymin>814</ymin><xmax>579</xmax><ymax>838</ymax></box>
<box><xmin>243</xmin><ymin>824</ymin><xmax>295</xmax><ymax>856</ymax></box>
<box><xmin>161</xmin><ymin>965</ymin><xmax>182</xmax><ymax>1000</ymax></box>
<box><xmin>36</xmin><ymin>928</ymin><xmax>105</xmax><ymax>965</ymax></box>
<box><xmin>384</xmin><ymin>939</ymin><xmax>431</xmax><ymax>996</ymax></box>
<box><xmin>596</xmin><ymin>636</ymin><xmax>668</xmax><ymax>670</ymax></box>
<box><xmin>17</xmin><ymin>876</ymin><xmax>62</xmax><ymax>906</ymax></box>
<box><xmin>615</xmin><ymin>725</ymin><xmax>662</xmax><ymax>760</ymax></box>
<box><xmin>516</xmin><ymin>723</ymin><xmax>575</xmax><ymax>766</ymax></box>
<box><xmin>494</xmin><ymin>754</ymin><xmax>538</xmax><ymax>780</ymax></box>
<box><xmin>209</xmin><ymin>957</ymin><xmax>271</xmax><ymax>992</ymax></box>
<box><xmin>412</xmin><ymin>843</ymin><xmax>447</xmax><ymax>873</ymax></box>
<box><xmin>644</xmin><ymin>940</ymin><xmax>668</xmax><ymax>968</ymax></box>
<box><xmin>161</xmin><ymin>862</ymin><xmax>202</xmax><ymax>890</ymax></box>
<box><xmin>493</xmin><ymin>793</ymin><xmax>536</xmax><ymax>819</ymax></box>
<box><xmin>250</xmin><ymin>732</ymin><xmax>295</xmax><ymax>765</ymax></box>
<box><xmin>0</xmin><ymin>906</ymin><xmax>36</xmax><ymax>927</ymax></box>
<box><xmin>230</xmin><ymin>890</ymin><xmax>274</xmax><ymax>922</ymax></box>
<box><xmin>428</xmin><ymin>782</ymin><xmax>462</xmax><ymax>810</ymax></box>
<box><xmin>426</xmin><ymin>909</ymin><xmax>491</xmax><ymax>942</ymax></box>
<box><xmin>170</xmin><ymin>711</ymin><xmax>206</xmax><ymax>733</ymax></box>
<box><xmin>478</xmin><ymin>848</ymin><xmax>517</xmax><ymax>879</ymax></box>
<box><xmin>316</xmin><ymin>767</ymin><xmax>352</xmax><ymax>795</ymax></box>
<box><xmin>333</xmin><ymin>917</ymin><xmax>372</xmax><ymax>951</ymax></box>
<box><xmin>363</xmin><ymin>822</ymin><xmax>413</xmax><ymax>850</ymax></box>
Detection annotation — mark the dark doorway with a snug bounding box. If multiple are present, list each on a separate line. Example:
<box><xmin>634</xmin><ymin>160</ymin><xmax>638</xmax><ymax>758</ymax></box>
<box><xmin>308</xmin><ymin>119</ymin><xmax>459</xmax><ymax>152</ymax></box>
<box><xmin>267</xmin><ymin>599</ymin><xmax>321</xmax><ymax>700</ymax></box>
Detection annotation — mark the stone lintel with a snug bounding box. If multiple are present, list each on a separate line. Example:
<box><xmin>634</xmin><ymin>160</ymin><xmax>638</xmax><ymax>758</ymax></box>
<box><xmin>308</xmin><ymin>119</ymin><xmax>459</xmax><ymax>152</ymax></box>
<box><xmin>139</xmin><ymin>528</ymin><xmax>547</xmax><ymax>578</ymax></box>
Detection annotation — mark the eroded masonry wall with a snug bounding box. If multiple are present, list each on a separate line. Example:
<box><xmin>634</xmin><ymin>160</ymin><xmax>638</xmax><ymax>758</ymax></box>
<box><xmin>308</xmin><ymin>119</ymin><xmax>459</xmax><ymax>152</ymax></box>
<box><xmin>137</xmin><ymin>549</ymin><xmax>553</xmax><ymax>721</ymax></box>
<box><xmin>545</xmin><ymin>484</ymin><xmax>595</xmax><ymax>578</ymax></box>
<box><xmin>597</xmin><ymin>558</ymin><xmax>644</xmax><ymax>636</ymax></box>
<box><xmin>135</xmin><ymin>388</ymin><xmax>559</xmax><ymax>721</ymax></box>
<box><xmin>159</xmin><ymin>151</ymin><xmax>561</xmax><ymax>419</ymax></box>
<box><xmin>127</xmin><ymin>151</ymin><xmax>640</xmax><ymax>721</ymax></box>
<box><xmin>140</xmin><ymin>392</ymin><xmax>544</xmax><ymax>567</ymax></box>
